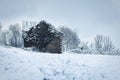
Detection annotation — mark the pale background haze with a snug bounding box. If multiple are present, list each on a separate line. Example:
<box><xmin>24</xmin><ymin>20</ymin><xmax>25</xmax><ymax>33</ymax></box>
<box><xmin>0</xmin><ymin>0</ymin><xmax>120</xmax><ymax>48</ymax></box>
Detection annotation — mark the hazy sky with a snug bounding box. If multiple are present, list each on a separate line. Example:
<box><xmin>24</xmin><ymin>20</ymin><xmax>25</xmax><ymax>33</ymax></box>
<box><xmin>0</xmin><ymin>0</ymin><xmax>120</xmax><ymax>48</ymax></box>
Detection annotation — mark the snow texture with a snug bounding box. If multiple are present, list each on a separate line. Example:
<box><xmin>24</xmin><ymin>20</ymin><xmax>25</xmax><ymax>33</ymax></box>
<box><xmin>0</xmin><ymin>46</ymin><xmax>120</xmax><ymax>80</ymax></box>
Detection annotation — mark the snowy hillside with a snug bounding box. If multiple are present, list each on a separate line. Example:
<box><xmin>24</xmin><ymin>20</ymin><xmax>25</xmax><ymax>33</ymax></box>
<box><xmin>0</xmin><ymin>46</ymin><xmax>120</xmax><ymax>80</ymax></box>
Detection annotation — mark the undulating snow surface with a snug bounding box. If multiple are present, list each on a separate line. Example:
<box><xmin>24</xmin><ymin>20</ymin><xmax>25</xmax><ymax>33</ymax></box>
<box><xmin>0</xmin><ymin>46</ymin><xmax>120</xmax><ymax>80</ymax></box>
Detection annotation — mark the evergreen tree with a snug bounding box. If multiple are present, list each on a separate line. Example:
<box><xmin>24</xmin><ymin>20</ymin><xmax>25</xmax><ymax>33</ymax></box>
<box><xmin>23</xmin><ymin>20</ymin><xmax>62</xmax><ymax>52</ymax></box>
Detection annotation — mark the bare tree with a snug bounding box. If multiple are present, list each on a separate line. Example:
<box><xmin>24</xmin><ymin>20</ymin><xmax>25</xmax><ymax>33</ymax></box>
<box><xmin>103</xmin><ymin>36</ymin><xmax>114</xmax><ymax>52</ymax></box>
<box><xmin>59</xmin><ymin>26</ymin><xmax>80</xmax><ymax>52</ymax></box>
<box><xmin>94</xmin><ymin>35</ymin><xmax>104</xmax><ymax>53</ymax></box>
<box><xmin>1</xmin><ymin>30</ymin><xmax>10</xmax><ymax>45</ymax></box>
<box><xmin>0</xmin><ymin>22</ymin><xmax>3</xmax><ymax>45</ymax></box>
<box><xmin>0</xmin><ymin>22</ymin><xmax>4</xmax><ymax>45</ymax></box>
<box><xmin>0</xmin><ymin>22</ymin><xmax>2</xmax><ymax>31</ymax></box>
<box><xmin>0</xmin><ymin>22</ymin><xmax>11</xmax><ymax>46</ymax></box>
<box><xmin>94</xmin><ymin>35</ymin><xmax>115</xmax><ymax>54</ymax></box>
<box><xmin>22</xmin><ymin>21</ymin><xmax>37</xmax><ymax>31</ymax></box>
<box><xmin>9</xmin><ymin>24</ymin><xmax>23</xmax><ymax>47</ymax></box>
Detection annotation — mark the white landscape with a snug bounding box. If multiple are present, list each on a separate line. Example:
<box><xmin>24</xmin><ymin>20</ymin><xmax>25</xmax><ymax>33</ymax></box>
<box><xmin>0</xmin><ymin>0</ymin><xmax>120</xmax><ymax>80</ymax></box>
<box><xmin>0</xmin><ymin>46</ymin><xmax>120</xmax><ymax>80</ymax></box>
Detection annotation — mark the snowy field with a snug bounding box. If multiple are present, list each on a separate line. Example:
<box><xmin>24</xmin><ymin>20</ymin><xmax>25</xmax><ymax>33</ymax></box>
<box><xmin>0</xmin><ymin>46</ymin><xmax>120</xmax><ymax>80</ymax></box>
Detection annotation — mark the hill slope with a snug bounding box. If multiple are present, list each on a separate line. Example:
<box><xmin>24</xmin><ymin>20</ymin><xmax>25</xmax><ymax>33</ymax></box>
<box><xmin>0</xmin><ymin>46</ymin><xmax>120</xmax><ymax>80</ymax></box>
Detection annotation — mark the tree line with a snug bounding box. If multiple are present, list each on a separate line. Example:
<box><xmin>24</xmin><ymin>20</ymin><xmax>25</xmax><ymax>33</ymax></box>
<box><xmin>0</xmin><ymin>21</ymin><xmax>119</xmax><ymax>55</ymax></box>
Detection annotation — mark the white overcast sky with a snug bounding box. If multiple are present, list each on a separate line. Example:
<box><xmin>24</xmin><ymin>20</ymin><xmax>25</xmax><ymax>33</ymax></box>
<box><xmin>0</xmin><ymin>0</ymin><xmax>120</xmax><ymax>48</ymax></box>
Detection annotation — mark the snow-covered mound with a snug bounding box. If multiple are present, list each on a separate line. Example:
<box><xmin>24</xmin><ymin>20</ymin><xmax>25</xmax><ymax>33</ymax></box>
<box><xmin>0</xmin><ymin>46</ymin><xmax>120</xmax><ymax>80</ymax></box>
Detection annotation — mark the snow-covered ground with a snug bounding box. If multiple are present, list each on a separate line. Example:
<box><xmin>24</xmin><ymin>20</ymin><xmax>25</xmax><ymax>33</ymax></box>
<box><xmin>0</xmin><ymin>46</ymin><xmax>120</xmax><ymax>80</ymax></box>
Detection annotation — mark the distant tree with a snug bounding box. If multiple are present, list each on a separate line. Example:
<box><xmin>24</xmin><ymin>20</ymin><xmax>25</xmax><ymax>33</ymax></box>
<box><xmin>0</xmin><ymin>22</ymin><xmax>11</xmax><ymax>46</ymax></box>
<box><xmin>23</xmin><ymin>20</ymin><xmax>54</xmax><ymax>47</ymax></box>
<box><xmin>103</xmin><ymin>36</ymin><xmax>114</xmax><ymax>52</ymax></box>
<box><xmin>94</xmin><ymin>35</ymin><xmax>104</xmax><ymax>53</ymax></box>
<box><xmin>59</xmin><ymin>26</ymin><xmax>80</xmax><ymax>52</ymax></box>
<box><xmin>23</xmin><ymin>20</ymin><xmax>63</xmax><ymax>53</ymax></box>
<box><xmin>0</xmin><ymin>22</ymin><xmax>3</xmax><ymax>45</ymax></box>
<box><xmin>0</xmin><ymin>22</ymin><xmax>2</xmax><ymax>31</ymax></box>
<box><xmin>9</xmin><ymin>24</ymin><xmax>23</xmax><ymax>47</ymax></box>
<box><xmin>94</xmin><ymin>35</ymin><xmax>115</xmax><ymax>54</ymax></box>
<box><xmin>22</xmin><ymin>21</ymin><xmax>37</xmax><ymax>31</ymax></box>
<box><xmin>1</xmin><ymin>30</ymin><xmax>10</xmax><ymax>45</ymax></box>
